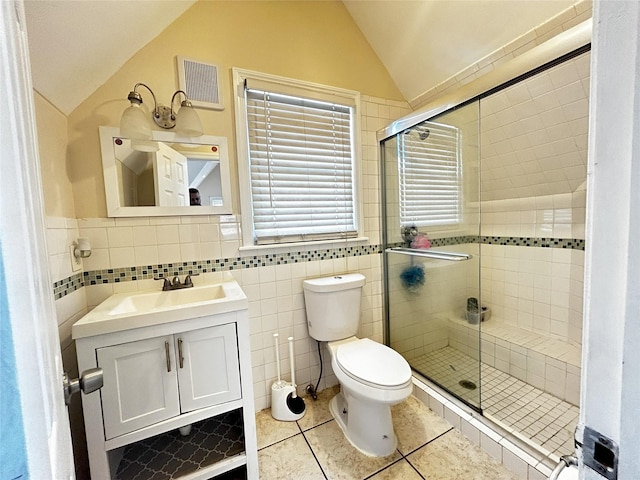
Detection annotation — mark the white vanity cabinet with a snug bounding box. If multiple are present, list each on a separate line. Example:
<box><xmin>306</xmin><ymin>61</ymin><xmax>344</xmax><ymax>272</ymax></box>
<box><xmin>174</xmin><ymin>323</ymin><xmax>241</xmax><ymax>412</ymax></box>
<box><xmin>98</xmin><ymin>323</ymin><xmax>241</xmax><ymax>440</ymax></box>
<box><xmin>98</xmin><ymin>335</ymin><xmax>181</xmax><ymax>439</ymax></box>
<box><xmin>72</xmin><ymin>281</ymin><xmax>257</xmax><ymax>480</ymax></box>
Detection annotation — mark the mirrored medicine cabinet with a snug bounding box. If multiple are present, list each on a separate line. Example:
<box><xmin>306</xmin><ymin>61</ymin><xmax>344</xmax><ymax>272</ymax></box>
<box><xmin>99</xmin><ymin>126</ymin><xmax>233</xmax><ymax>217</ymax></box>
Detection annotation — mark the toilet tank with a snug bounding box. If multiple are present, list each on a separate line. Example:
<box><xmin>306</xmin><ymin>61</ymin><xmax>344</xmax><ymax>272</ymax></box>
<box><xmin>302</xmin><ymin>273</ymin><xmax>366</xmax><ymax>341</ymax></box>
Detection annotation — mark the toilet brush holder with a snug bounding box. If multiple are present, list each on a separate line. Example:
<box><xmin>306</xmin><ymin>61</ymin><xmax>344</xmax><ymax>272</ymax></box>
<box><xmin>270</xmin><ymin>333</ymin><xmax>305</xmax><ymax>421</ymax></box>
<box><xmin>271</xmin><ymin>382</ymin><xmax>305</xmax><ymax>421</ymax></box>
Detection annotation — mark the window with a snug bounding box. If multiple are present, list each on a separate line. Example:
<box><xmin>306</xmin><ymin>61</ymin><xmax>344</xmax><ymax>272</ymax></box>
<box><xmin>398</xmin><ymin>121</ymin><xmax>460</xmax><ymax>228</ymax></box>
<box><xmin>234</xmin><ymin>70</ymin><xmax>361</xmax><ymax>246</ymax></box>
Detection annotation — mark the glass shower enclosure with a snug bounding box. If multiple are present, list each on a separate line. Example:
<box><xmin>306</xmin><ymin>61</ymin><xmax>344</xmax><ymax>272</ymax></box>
<box><xmin>381</xmin><ymin>102</ymin><xmax>482</xmax><ymax>411</ymax></box>
<box><xmin>379</xmin><ymin>40</ymin><xmax>590</xmax><ymax>459</ymax></box>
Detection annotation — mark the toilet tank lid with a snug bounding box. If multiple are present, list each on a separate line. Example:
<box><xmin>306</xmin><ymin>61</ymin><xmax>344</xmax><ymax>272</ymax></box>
<box><xmin>303</xmin><ymin>273</ymin><xmax>365</xmax><ymax>293</ymax></box>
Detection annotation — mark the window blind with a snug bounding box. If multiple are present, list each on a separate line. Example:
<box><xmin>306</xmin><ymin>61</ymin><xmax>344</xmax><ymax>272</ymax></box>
<box><xmin>398</xmin><ymin>122</ymin><xmax>460</xmax><ymax>227</ymax></box>
<box><xmin>245</xmin><ymin>88</ymin><xmax>357</xmax><ymax>244</ymax></box>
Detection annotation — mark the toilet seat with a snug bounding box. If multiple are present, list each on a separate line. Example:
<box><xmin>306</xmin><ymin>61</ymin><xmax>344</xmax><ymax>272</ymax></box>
<box><xmin>335</xmin><ymin>338</ymin><xmax>412</xmax><ymax>389</ymax></box>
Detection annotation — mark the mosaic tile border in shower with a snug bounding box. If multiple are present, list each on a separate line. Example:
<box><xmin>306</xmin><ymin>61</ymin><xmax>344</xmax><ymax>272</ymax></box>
<box><xmin>402</xmin><ymin>235</ymin><xmax>585</xmax><ymax>250</ymax></box>
<box><xmin>479</xmin><ymin>236</ymin><xmax>584</xmax><ymax>250</ymax></box>
<box><xmin>51</xmin><ymin>236</ymin><xmax>584</xmax><ymax>298</ymax></box>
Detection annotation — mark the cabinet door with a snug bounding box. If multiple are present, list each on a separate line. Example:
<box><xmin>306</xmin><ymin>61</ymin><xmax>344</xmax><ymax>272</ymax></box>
<box><xmin>176</xmin><ymin>323</ymin><xmax>241</xmax><ymax>412</ymax></box>
<box><xmin>97</xmin><ymin>336</ymin><xmax>180</xmax><ymax>439</ymax></box>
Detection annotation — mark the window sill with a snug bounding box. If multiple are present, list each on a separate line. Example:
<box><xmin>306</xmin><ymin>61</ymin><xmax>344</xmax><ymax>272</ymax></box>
<box><xmin>238</xmin><ymin>236</ymin><xmax>370</xmax><ymax>255</ymax></box>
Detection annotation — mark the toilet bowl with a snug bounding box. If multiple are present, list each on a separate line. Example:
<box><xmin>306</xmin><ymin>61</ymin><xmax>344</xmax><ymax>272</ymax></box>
<box><xmin>327</xmin><ymin>337</ymin><xmax>413</xmax><ymax>456</ymax></box>
<box><xmin>302</xmin><ymin>274</ymin><xmax>413</xmax><ymax>457</ymax></box>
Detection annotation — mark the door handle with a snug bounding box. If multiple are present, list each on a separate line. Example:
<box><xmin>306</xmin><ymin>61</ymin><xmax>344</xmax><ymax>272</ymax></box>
<box><xmin>165</xmin><ymin>340</ymin><xmax>171</xmax><ymax>372</ymax></box>
<box><xmin>62</xmin><ymin>368</ymin><xmax>103</xmax><ymax>406</ymax></box>
<box><xmin>178</xmin><ymin>338</ymin><xmax>184</xmax><ymax>369</ymax></box>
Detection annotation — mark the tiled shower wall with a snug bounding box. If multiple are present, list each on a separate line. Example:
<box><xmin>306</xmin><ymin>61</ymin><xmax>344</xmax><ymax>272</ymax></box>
<box><xmin>480</xmin><ymin>190</ymin><xmax>586</xmax><ymax>346</ymax></box>
<box><xmin>47</xmin><ymin>95</ymin><xmax>412</xmax><ymax>412</ymax></box>
<box><xmin>476</xmin><ymin>191</ymin><xmax>585</xmax><ymax>406</ymax></box>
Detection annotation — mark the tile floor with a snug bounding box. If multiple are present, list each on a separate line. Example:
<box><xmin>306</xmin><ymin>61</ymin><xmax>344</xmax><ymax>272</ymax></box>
<box><xmin>411</xmin><ymin>347</ymin><xmax>579</xmax><ymax>458</ymax></box>
<box><xmin>256</xmin><ymin>386</ymin><xmax>522</xmax><ymax>479</ymax></box>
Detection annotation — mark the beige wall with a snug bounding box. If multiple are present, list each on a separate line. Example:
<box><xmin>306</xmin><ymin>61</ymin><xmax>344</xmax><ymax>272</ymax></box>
<box><xmin>66</xmin><ymin>0</ymin><xmax>404</xmax><ymax>219</ymax></box>
<box><xmin>34</xmin><ymin>92</ymin><xmax>75</xmax><ymax>217</ymax></box>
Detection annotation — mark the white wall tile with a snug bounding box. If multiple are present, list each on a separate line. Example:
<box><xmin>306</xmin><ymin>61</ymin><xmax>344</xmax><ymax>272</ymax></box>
<box><xmin>107</xmin><ymin>227</ymin><xmax>133</xmax><ymax>248</ymax></box>
<box><xmin>134</xmin><ymin>246</ymin><xmax>158</xmax><ymax>266</ymax></box>
<box><xmin>132</xmin><ymin>226</ymin><xmax>157</xmax><ymax>246</ymax></box>
<box><xmin>156</xmin><ymin>225</ymin><xmax>180</xmax><ymax>244</ymax></box>
<box><xmin>109</xmin><ymin>246</ymin><xmax>135</xmax><ymax>268</ymax></box>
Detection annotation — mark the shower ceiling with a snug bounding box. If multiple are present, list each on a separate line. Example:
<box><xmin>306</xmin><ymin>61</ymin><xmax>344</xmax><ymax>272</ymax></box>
<box><xmin>480</xmin><ymin>52</ymin><xmax>590</xmax><ymax>201</ymax></box>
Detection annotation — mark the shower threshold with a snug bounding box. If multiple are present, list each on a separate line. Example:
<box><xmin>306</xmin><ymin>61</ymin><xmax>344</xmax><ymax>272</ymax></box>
<box><xmin>410</xmin><ymin>346</ymin><xmax>579</xmax><ymax>459</ymax></box>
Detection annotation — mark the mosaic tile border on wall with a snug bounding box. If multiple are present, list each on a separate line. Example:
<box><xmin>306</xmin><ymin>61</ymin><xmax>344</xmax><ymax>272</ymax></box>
<box><xmin>83</xmin><ymin>244</ymin><xmax>384</xmax><ymax>286</ymax></box>
<box><xmin>51</xmin><ymin>236</ymin><xmax>584</xmax><ymax>298</ymax></box>
<box><xmin>53</xmin><ymin>272</ymin><xmax>84</xmax><ymax>300</ymax></box>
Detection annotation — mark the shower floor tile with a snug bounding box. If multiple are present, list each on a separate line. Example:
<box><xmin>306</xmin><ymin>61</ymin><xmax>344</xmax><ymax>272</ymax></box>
<box><xmin>411</xmin><ymin>346</ymin><xmax>579</xmax><ymax>459</ymax></box>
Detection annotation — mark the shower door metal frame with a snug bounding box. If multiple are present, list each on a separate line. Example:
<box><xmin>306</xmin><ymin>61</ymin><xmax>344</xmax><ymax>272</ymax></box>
<box><xmin>380</xmin><ymin>101</ymin><xmax>484</xmax><ymax>412</ymax></box>
<box><xmin>379</xmin><ymin>134</ymin><xmax>394</xmax><ymax>346</ymax></box>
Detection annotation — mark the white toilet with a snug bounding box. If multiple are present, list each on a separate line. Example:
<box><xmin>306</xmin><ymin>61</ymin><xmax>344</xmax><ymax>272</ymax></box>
<box><xmin>303</xmin><ymin>273</ymin><xmax>413</xmax><ymax>457</ymax></box>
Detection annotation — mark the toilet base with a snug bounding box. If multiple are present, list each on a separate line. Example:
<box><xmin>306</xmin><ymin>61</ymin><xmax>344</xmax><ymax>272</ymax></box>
<box><xmin>329</xmin><ymin>390</ymin><xmax>398</xmax><ymax>457</ymax></box>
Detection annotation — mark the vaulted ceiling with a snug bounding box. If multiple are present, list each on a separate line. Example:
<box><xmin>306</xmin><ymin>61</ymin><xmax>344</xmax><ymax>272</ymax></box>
<box><xmin>24</xmin><ymin>0</ymin><xmax>576</xmax><ymax>116</ymax></box>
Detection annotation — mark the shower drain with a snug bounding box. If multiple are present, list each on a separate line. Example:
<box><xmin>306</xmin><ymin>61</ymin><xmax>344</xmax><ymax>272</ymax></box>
<box><xmin>459</xmin><ymin>380</ymin><xmax>477</xmax><ymax>390</ymax></box>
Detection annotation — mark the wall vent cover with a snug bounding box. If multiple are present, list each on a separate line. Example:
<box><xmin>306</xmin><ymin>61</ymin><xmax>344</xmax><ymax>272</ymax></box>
<box><xmin>177</xmin><ymin>56</ymin><xmax>223</xmax><ymax>110</ymax></box>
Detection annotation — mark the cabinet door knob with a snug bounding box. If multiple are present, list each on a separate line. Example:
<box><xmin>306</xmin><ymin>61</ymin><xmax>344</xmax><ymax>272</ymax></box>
<box><xmin>178</xmin><ymin>338</ymin><xmax>184</xmax><ymax>369</ymax></box>
<box><xmin>165</xmin><ymin>341</ymin><xmax>171</xmax><ymax>372</ymax></box>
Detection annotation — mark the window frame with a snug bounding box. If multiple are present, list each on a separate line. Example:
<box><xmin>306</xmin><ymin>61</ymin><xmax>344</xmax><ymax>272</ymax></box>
<box><xmin>233</xmin><ymin>68</ymin><xmax>365</xmax><ymax>250</ymax></box>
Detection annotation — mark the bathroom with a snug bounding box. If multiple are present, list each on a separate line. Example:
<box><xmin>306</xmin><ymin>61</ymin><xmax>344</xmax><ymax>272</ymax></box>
<box><xmin>2</xmin><ymin>0</ymin><xmax>639</xmax><ymax>479</ymax></box>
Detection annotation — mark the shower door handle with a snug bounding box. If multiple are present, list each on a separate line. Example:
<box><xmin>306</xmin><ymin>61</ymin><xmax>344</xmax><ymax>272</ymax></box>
<box><xmin>386</xmin><ymin>247</ymin><xmax>472</xmax><ymax>261</ymax></box>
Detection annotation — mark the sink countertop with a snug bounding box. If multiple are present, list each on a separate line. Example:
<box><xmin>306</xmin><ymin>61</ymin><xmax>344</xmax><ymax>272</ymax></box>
<box><xmin>72</xmin><ymin>280</ymin><xmax>248</xmax><ymax>339</ymax></box>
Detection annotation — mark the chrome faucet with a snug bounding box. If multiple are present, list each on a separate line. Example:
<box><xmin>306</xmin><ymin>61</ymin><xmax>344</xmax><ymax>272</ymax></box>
<box><xmin>154</xmin><ymin>273</ymin><xmax>199</xmax><ymax>291</ymax></box>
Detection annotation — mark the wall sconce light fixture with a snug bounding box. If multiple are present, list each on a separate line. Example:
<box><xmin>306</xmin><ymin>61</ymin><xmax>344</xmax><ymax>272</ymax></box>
<box><xmin>120</xmin><ymin>83</ymin><xmax>204</xmax><ymax>152</ymax></box>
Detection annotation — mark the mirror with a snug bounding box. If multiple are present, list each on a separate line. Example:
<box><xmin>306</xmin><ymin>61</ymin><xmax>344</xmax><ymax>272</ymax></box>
<box><xmin>99</xmin><ymin>126</ymin><xmax>232</xmax><ymax>217</ymax></box>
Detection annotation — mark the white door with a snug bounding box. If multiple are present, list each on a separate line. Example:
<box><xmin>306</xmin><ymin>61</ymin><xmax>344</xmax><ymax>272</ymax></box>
<box><xmin>176</xmin><ymin>323</ymin><xmax>242</xmax><ymax>412</ymax></box>
<box><xmin>154</xmin><ymin>142</ymin><xmax>189</xmax><ymax>206</ymax></box>
<box><xmin>0</xmin><ymin>1</ymin><xmax>74</xmax><ymax>478</ymax></box>
<box><xmin>97</xmin><ymin>336</ymin><xmax>180</xmax><ymax>439</ymax></box>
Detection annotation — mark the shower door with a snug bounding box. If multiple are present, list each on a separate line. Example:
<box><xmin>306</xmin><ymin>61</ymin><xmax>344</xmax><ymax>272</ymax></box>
<box><xmin>381</xmin><ymin>101</ymin><xmax>482</xmax><ymax>410</ymax></box>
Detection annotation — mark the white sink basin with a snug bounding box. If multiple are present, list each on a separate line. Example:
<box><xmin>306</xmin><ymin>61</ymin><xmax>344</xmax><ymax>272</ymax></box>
<box><xmin>73</xmin><ymin>280</ymin><xmax>248</xmax><ymax>339</ymax></box>
<box><xmin>108</xmin><ymin>284</ymin><xmax>226</xmax><ymax>316</ymax></box>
